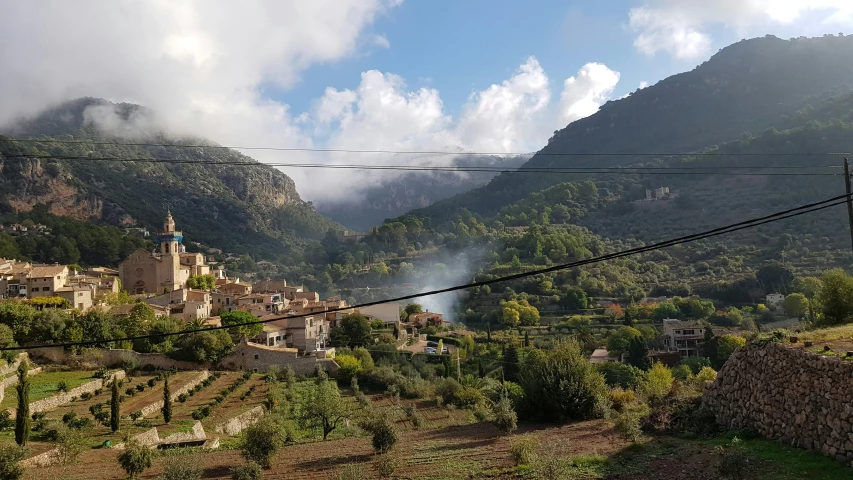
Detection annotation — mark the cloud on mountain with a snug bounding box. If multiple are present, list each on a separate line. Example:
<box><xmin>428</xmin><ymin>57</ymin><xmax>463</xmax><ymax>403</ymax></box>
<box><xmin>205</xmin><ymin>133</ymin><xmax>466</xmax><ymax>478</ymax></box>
<box><xmin>630</xmin><ymin>0</ymin><xmax>853</xmax><ymax>59</ymax></box>
<box><xmin>0</xmin><ymin>1</ymin><xmax>620</xmax><ymax>202</ymax></box>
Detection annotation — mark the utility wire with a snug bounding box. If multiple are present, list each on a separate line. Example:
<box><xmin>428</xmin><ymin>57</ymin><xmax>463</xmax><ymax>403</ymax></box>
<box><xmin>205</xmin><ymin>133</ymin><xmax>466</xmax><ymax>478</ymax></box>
<box><xmin>0</xmin><ymin>153</ymin><xmax>840</xmax><ymax>176</ymax></box>
<box><xmin>3</xmin><ymin>137</ymin><xmax>852</xmax><ymax>157</ymax></box>
<box><xmin>4</xmin><ymin>193</ymin><xmax>849</xmax><ymax>352</ymax></box>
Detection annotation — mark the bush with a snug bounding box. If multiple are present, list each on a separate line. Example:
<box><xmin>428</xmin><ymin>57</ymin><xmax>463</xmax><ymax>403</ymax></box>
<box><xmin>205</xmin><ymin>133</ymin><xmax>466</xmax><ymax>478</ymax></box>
<box><xmin>130</xmin><ymin>411</ymin><xmax>143</xmax><ymax>422</ymax></box>
<box><xmin>117</xmin><ymin>440</ymin><xmax>154</xmax><ymax>478</ymax></box>
<box><xmin>335</xmin><ymin>355</ymin><xmax>362</xmax><ymax>384</ymax></box>
<box><xmin>125</xmin><ymin>387</ymin><xmax>136</xmax><ymax>397</ymax></box>
<box><xmin>162</xmin><ymin>455</ymin><xmax>203</xmax><ymax>480</ymax></box>
<box><xmin>453</xmin><ymin>387</ymin><xmax>484</xmax><ymax>408</ymax></box>
<box><xmin>491</xmin><ymin>396</ymin><xmax>518</xmax><ymax>434</ymax></box>
<box><xmin>614</xmin><ymin>410</ymin><xmax>644</xmax><ymax>442</ymax></box>
<box><xmin>0</xmin><ymin>411</ymin><xmax>12</xmax><ymax>431</ymax></box>
<box><xmin>241</xmin><ymin>419</ymin><xmax>284</xmax><ymax>468</ymax></box>
<box><xmin>230</xmin><ymin>461</ymin><xmax>263</xmax><ymax>480</ymax></box>
<box><xmin>608</xmin><ymin>387</ymin><xmax>637</xmax><ymax>413</ymax></box>
<box><xmin>374</xmin><ymin>453</ymin><xmax>399</xmax><ymax>478</ymax></box>
<box><xmin>80</xmin><ymin>392</ymin><xmax>93</xmax><ymax>401</ymax></box>
<box><xmin>597</xmin><ymin>363</ymin><xmax>644</xmax><ymax>389</ymax></box>
<box><xmin>61</xmin><ymin>412</ymin><xmax>77</xmax><ymax>425</ymax></box>
<box><xmin>178</xmin><ymin>393</ymin><xmax>188</xmax><ymax>403</ymax></box>
<box><xmin>57</xmin><ymin>380</ymin><xmax>69</xmax><ymax>393</ymax></box>
<box><xmin>520</xmin><ymin>340</ymin><xmax>607</xmax><ymax>422</ymax></box>
<box><xmin>335</xmin><ymin>463</ymin><xmax>366</xmax><ymax>480</ymax></box>
<box><xmin>692</xmin><ymin>366</ymin><xmax>718</xmax><ymax>389</ymax></box>
<box><xmin>510</xmin><ymin>435</ymin><xmax>539</xmax><ymax>465</ymax></box>
<box><xmin>364</xmin><ymin>416</ymin><xmax>397</xmax><ymax>454</ymax></box>
<box><xmin>136</xmin><ymin>384</ymin><xmax>145</xmax><ymax>392</ymax></box>
<box><xmin>93</xmin><ymin>367</ymin><xmax>108</xmax><ymax>379</ymax></box>
<box><xmin>0</xmin><ymin>444</ymin><xmax>25</xmax><ymax>480</ymax></box>
<box><xmin>716</xmin><ymin>437</ymin><xmax>749</xmax><ymax>479</ymax></box>
<box><xmin>642</xmin><ymin>362</ymin><xmax>674</xmax><ymax>401</ymax></box>
<box><xmin>147</xmin><ymin>379</ymin><xmax>156</xmax><ymax>388</ymax></box>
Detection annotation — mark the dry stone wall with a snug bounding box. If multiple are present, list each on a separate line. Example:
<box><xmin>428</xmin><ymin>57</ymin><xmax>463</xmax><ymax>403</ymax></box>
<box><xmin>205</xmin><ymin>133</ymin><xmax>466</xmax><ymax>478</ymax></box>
<box><xmin>10</xmin><ymin>370</ymin><xmax>125</xmax><ymax>417</ymax></box>
<box><xmin>0</xmin><ymin>367</ymin><xmax>42</xmax><ymax>403</ymax></box>
<box><xmin>704</xmin><ymin>341</ymin><xmax>853</xmax><ymax>466</ymax></box>
<box><xmin>136</xmin><ymin>370</ymin><xmax>210</xmax><ymax>418</ymax></box>
<box><xmin>215</xmin><ymin>406</ymin><xmax>265</xmax><ymax>436</ymax></box>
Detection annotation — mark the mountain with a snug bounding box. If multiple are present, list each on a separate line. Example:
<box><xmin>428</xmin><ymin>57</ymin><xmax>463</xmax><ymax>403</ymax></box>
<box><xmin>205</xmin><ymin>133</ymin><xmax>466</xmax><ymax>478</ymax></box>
<box><xmin>316</xmin><ymin>155</ymin><xmax>528</xmax><ymax>231</ymax></box>
<box><xmin>0</xmin><ymin>98</ymin><xmax>341</xmax><ymax>262</ymax></box>
<box><xmin>413</xmin><ymin>34</ymin><xmax>853</xmax><ymax>224</ymax></box>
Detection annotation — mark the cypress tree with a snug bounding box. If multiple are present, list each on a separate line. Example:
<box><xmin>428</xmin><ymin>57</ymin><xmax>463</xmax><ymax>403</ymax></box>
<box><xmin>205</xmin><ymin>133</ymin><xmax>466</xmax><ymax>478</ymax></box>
<box><xmin>110</xmin><ymin>378</ymin><xmax>120</xmax><ymax>432</ymax></box>
<box><xmin>15</xmin><ymin>362</ymin><xmax>30</xmax><ymax>446</ymax></box>
<box><xmin>161</xmin><ymin>375</ymin><xmax>172</xmax><ymax>423</ymax></box>
<box><xmin>524</xmin><ymin>330</ymin><xmax>530</xmax><ymax>347</ymax></box>
<box><xmin>503</xmin><ymin>344</ymin><xmax>520</xmax><ymax>382</ymax></box>
<box><xmin>478</xmin><ymin>359</ymin><xmax>486</xmax><ymax>378</ymax></box>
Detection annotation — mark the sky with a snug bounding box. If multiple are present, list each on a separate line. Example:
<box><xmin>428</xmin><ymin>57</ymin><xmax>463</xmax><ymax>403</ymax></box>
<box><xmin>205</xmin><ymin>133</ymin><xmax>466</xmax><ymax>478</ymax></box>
<box><xmin>2</xmin><ymin>0</ymin><xmax>853</xmax><ymax>203</ymax></box>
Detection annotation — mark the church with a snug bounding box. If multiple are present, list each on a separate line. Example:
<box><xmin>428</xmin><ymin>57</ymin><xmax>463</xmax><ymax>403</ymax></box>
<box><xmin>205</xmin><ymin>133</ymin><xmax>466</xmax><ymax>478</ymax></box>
<box><xmin>119</xmin><ymin>212</ymin><xmax>210</xmax><ymax>294</ymax></box>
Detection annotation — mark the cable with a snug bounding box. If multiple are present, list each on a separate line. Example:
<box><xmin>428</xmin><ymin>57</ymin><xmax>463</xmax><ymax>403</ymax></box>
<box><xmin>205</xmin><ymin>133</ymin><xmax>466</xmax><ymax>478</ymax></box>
<box><xmin>4</xmin><ymin>193</ymin><xmax>848</xmax><ymax>352</ymax></box>
<box><xmin>3</xmin><ymin>137</ymin><xmax>852</xmax><ymax>157</ymax></box>
<box><xmin>0</xmin><ymin>153</ymin><xmax>839</xmax><ymax>176</ymax></box>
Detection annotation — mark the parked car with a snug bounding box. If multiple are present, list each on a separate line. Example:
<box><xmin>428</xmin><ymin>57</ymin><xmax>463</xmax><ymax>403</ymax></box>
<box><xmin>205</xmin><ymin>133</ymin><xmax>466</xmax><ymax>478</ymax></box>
<box><xmin>441</xmin><ymin>347</ymin><xmax>449</xmax><ymax>354</ymax></box>
<box><xmin>424</xmin><ymin>347</ymin><xmax>437</xmax><ymax>354</ymax></box>
<box><xmin>426</xmin><ymin>341</ymin><xmax>438</xmax><ymax>348</ymax></box>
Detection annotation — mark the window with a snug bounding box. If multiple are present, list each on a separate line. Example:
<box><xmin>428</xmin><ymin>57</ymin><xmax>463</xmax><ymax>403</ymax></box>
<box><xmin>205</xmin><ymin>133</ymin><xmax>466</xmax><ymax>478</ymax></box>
<box><xmin>43</xmin><ymin>287</ymin><xmax>50</xmax><ymax>292</ymax></box>
<box><xmin>684</xmin><ymin>329</ymin><xmax>694</xmax><ymax>335</ymax></box>
<box><xmin>675</xmin><ymin>330</ymin><xmax>681</xmax><ymax>334</ymax></box>
<box><xmin>78</xmin><ymin>292</ymin><xmax>83</xmax><ymax>297</ymax></box>
<box><xmin>254</xmin><ymin>354</ymin><xmax>259</xmax><ymax>360</ymax></box>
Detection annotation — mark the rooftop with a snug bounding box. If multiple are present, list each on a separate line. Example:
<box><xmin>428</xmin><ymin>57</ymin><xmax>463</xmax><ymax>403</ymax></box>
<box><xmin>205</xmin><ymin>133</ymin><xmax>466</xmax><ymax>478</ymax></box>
<box><xmin>28</xmin><ymin>265</ymin><xmax>67</xmax><ymax>278</ymax></box>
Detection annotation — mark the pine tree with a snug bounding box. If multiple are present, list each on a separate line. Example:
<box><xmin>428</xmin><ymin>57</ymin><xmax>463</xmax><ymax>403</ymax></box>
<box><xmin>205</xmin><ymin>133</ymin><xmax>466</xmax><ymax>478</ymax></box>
<box><xmin>503</xmin><ymin>344</ymin><xmax>520</xmax><ymax>382</ymax></box>
<box><xmin>110</xmin><ymin>378</ymin><xmax>120</xmax><ymax>432</ymax></box>
<box><xmin>161</xmin><ymin>375</ymin><xmax>172</xmax><ymax>423</ymax></box>
<box><xmin>623</xmin><ymin>309</ymin><xmax>634</xmax><ymax>327</ymax></box>
<box><xmin>14</xmin><ymin>362</ymin><xmax>30</xmax><ymax>446</ymax></box>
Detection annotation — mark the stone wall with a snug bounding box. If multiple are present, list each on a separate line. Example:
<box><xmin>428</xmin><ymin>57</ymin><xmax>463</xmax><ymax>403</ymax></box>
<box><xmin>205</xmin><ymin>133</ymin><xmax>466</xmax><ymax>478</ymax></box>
<box><xmin>704</xmin><ymin>341</ymin><xmax>853</xmax><ymax>466</ymax></box>
<box><xmin>136</xmin><ymin>370</ymin><xmax>210</xmax><ymax>418</ymax></box>
<box><xmin>0</xmin><ymin>367</ymin><xmax>42</xmax><ymax>403</ymax></box>
<box><xmin>20</xmin><ymin>448</ymin><xmax>61</xmax><ymax>467</ymax></box>
<box><xmin>31</xmin><ymin>347</ymin><xmax>209</xmax><ymax>371</ymax></box>
<box><xmin>214</xmin><ymin>406</ymin><xmax>265</xmax><ymax>436</ymax></box>
<box><xmin>10</xmin><ymin>370</ymin><xmax>125</xmax><ymax>416</ymax></box>
<box><xmin>161</xmin><ymin>421</ymin><xmax>207</xmax><ymax>445</ymax></box>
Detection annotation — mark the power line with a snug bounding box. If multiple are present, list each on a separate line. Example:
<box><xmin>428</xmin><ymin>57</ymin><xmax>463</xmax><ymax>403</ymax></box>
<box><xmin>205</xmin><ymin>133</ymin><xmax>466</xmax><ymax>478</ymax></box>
<box><xmin>4</xmin><ymin>192</ymin><xmax>848</xmax><ymax>352</ymax></box>
<box><xmin>3</xmin><ymin>137</ymin><xmax>851</xmax><ymax>157</ymax></box>
<box><xmin>0</xmin><ymin>153</ymin><xmax>840</xmax><ymax>176</ymax></box>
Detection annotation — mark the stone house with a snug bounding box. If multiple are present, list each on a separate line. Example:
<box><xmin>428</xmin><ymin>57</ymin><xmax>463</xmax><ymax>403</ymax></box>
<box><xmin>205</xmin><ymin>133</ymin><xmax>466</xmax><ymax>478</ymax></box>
<box><xmin>256</xmin><ymin>315</ymin><xmax>326</xmax><ymax>353</ymax></box>
<box><xmin>661</xmin><ymin>319</ymin><xmax>705</xmax><ymax>357</ymax></box>
<box><xmin>220</xmin><ymin>339</ymin><xmax>338</xmax><ymax>375</ymax></box>
<box><xmin>766</xmin><ymin>293</ymin><xmax>785</xmax><ymax>311</ymax></box>
<box><xmin>0</xmin><ymin>261</ymin><xmax>31</xmax><ymax>298</ymax></box>
<box><xmin>407</xmin><ymin>311</ymin><xmax>448</xmax><ymax>328</ymax></box>
<box><xmin>145</xmin><ymin>288</ymin><xmax>211</xmax><ymax>321</ymax></box>
<box><xmin>357</xmin><ymin>303</ymin><xmax>401</xmax><ymax>326</ymax></box>
<box><xmin>55</xmin><ymin>285</ymin><xmax>93</xmax><ymax>311</ymax></box>
<box><xmin>26</xmin><ymin>265</ymin><xmax>69</xmax><ymax>299</ymax></box>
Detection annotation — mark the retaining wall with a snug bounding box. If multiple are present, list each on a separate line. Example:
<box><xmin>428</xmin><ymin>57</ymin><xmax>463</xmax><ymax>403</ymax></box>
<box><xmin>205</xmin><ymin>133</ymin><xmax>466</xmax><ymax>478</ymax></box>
<box><xmin>161</xmin><ymin>421</ymin><xmax>206</xmax><ymax>445</ymax></box>
<box><xmin>0</xmin><ymin>367</ymin><xmax>42</xmax><ymax>403</ymax></box>
<box><xmin>31</xmin><ymin>347</ymin><xmax>209</xmax><ymax>371</ymax></box>
<box><xmin>214</xmin><ymin>406</ymin><xmax>265</xmax><ymax>436</ymax></box>
<box><xmin>20</xmin><ymin>448</ymin><xmax>60</xmax><ymax>468</ymax></box>
<box><xmin>136</xmin><ymin>370</ymin><xmax>210</xmax><ymax>418</ymax></box>
<box><xmin>9</xmin><ymin>370</ymin><xmax>125</xmax><ymax>416</ymax></box>
<box><xmin>704</xmin><ymin>341</ymin><xmax>853</xmax><ymax>466</ymax></box>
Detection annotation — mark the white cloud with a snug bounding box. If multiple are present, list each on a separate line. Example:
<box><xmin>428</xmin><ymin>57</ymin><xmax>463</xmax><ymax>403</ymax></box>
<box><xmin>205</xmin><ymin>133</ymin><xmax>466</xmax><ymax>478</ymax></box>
<box><xmin>0</xmin><ymin>2</ymin><xmax>621</xmax><ymax>203</ymax></box>
<box><xmin>639</xmin><ymin>81</ymin><xmax>649</xmax><ymax>89</ymax></box>
<box><xmin>558</xmin><ymin>63</ymin><xmax>620</xmax><ymax>125</ymax></box>
<box><xmin>629</xmin><ymin>0</ymin><xmax>853</xmax><ymax>59</ymax></box>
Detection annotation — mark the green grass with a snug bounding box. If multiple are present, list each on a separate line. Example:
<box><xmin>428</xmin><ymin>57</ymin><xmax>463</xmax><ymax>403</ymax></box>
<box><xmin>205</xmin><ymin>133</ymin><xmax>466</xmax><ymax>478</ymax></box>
<box><xmin>711</xmin><ymin>435</ymin><xmax>853</xmax><ymax>480</ymax></box>
<box><xmin>0</xmin><ymin>370</ymin><xmax>95</xmax><ymax>409</ymax></box>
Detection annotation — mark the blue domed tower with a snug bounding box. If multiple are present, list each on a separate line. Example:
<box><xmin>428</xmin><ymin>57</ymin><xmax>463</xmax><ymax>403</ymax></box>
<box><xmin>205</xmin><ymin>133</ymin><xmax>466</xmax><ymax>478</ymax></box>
<box><xmin>157</xmin><ymin>210</ymin><xmax>183</xmax><ymax>255</ymax></box>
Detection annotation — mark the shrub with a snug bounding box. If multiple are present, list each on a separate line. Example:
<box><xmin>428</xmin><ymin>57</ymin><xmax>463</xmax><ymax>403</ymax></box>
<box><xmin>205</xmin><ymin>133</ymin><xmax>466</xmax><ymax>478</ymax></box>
<box><xmin>57</xmin><ymin>380</ymin><xmax>69</xmax><ymax>393</ymax></box>
<box><xmin>491</xmin><ymin>396</ymin><xmax>518</xmax><ymax>434</ymax></box>
<box><xmin>80</xmin><ymin>392</ymin><xmax>93</xmax><ymax>401</ymax></box>
<box><xmin>162</xmin><ymin>455</ymin><xmax>203</xmax><ymax>480</ymax></box>
<box><xmin>241</xmin><ymin>419</ymin><xmax>285</xmax><ymax>468</ymax></box>
<box><xmin>520</xmin><ymin>340</ymin><xmax>607</xmax><ymax>422</ymax></box>
<box><xmin>230</xmin><ymin>461</ymin><xmax>263</xmax><ymax>480</ymax></box>
<box><xmin>596</xmin><ymin>362</ymin><xmax>644</xmax><ymax>389</ymax></box>
<box><xmin>608</xmin><ymin>387</ymin><xmax>637</xmax><ymax>413</ymax></box>
<box><xmin>716</xmin><ymin>437</ymin><xmax>749</xmax><ymax>479</ymax></box>
<box><xmin>374</xmin><ymin>453</ymin><xmax>400</xmax><ymax>478</ymax></box>
<box><xmin>0</xmin><ymin>444</ymin><xmax>25</xmax><ymax>480</ymax></box>
<box><xmin>642</xmin><ymin>362</ymin><xmax>674</xmax><ymax>401</ymax></box>
<box><xmin>510</xmin><ymin>435</ymin><xmax>539</xmax><ymax>465</ymax></box>
<box><xmin>136</xmin><ymin>384</ymin><xmax>145</xmax><ymax>392</ymax></box>
<box><xmin>117</xmin><ymin>440</ymin><xmax>154</xmax><ymax>478</ymax></box>
<box><xmin>54</xmin><ymin>424</ymin><xmax>86</xmax><ymax>466</ymax></box>
<box><xmin>335</xmin><ymin>463</ymin><xmax>366</xmax><ymax>480</ymax></box>
<box><xmin>125</xmin><ymin>387</ymin><xmax>136</xmax><ymax>397</ymax></box>
<box><xmin>365</xmin><ymin>416</ymin><xmax>397</xmax><ymax>454</ymax></box>
<box><xmin>130</xmin><ymin>411</ymin><xmax>143</xmax><ymax>422</ymax></box>
<box><xmin>453</xmin><ymin>387</ymin><xmax>484</xmax><ymax>408</ymax></box>
<box><xmin>335</xmin><ymin>355</ymin><xmax>362</xmax><ymax>384</ymax></box>
<box><xmin>61</xmin><ymin>412</ymin><xmax>77</xmax><ymax>425</ymax></box>
<box><xmin>68</xmin><ymin>417</ymin><xmax>91</xmax><ymax>430</ymax></box>
<box><xmin>0</xmin><ymin>411</ymin><xmax>11</xmax><ymax>431</ymax></box>
<box><xmin>692</xmin><ymin>367</ymin><xmax>718</xmax><ymax>389</ymax></box>
<box><xmin>614</xmin><ymin>410</ymin><xmax>644</xmax><ymax>442</ymax></box>
<box><xmin>178</xmin><ymin>393</ymin><xmax>188</xmax><ymax>403</ymax></box>
<box><xmin>93</xmin><ymin>367</ymin><xmax>108</xmax><ymax>379</ymax></box>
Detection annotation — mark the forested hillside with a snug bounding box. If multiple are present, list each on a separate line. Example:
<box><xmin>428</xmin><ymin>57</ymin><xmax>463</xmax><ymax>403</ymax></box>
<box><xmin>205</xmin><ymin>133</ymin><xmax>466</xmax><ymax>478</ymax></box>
<box><xmin>0</xmin><ymin>98</ymin><xmax>340</xmax><ymax>262</ymax></box>
<box><xmin>415</xmin><ymin>34</ymin><xmax>853</xmax><ymax>221</ymax></box>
